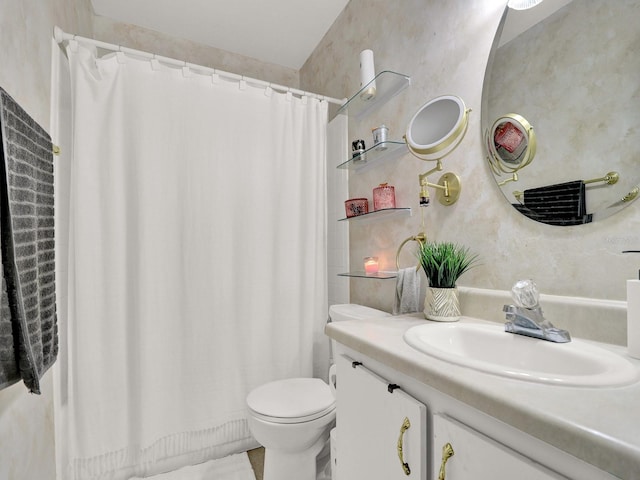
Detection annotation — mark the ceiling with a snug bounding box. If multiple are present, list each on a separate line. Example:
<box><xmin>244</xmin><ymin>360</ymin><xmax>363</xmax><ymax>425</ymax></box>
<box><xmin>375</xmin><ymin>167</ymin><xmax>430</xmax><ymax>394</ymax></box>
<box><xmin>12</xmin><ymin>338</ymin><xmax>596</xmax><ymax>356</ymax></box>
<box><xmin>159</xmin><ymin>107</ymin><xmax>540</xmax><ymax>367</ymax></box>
<box><xmin>90</xmin><ymin>0</ymin><xmax>350</xmax><ymax>70</ymax></box>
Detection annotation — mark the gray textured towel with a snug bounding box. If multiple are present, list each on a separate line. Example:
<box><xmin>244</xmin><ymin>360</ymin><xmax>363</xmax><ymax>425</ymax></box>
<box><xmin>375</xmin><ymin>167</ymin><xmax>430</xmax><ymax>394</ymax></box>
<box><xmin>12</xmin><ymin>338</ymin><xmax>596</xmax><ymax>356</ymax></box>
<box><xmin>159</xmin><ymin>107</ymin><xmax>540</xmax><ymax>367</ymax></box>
<box><xmin>0</xmin><ymin>87</ymin><xmax>58</xmax><ymax>394</ymax></box>
<box><xmin>393</xmin><ymin>267</ymin><xmax>421</xmax><ymax>315</ymax></box>
<box><xmin>1</xmin><ymin>256</ymin><xmax>19</xmax><ymax>388</ymax></box>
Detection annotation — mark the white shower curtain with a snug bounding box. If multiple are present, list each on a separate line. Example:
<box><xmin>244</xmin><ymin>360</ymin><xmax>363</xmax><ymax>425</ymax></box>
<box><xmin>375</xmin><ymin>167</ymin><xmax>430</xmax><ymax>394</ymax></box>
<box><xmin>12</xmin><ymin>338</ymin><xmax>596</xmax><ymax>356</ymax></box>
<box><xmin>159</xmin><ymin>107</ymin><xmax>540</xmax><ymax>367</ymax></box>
<box><xmin>54</xmin><ymin>41</ymin><xmax>328</xmax><ymax>479</ymax></box>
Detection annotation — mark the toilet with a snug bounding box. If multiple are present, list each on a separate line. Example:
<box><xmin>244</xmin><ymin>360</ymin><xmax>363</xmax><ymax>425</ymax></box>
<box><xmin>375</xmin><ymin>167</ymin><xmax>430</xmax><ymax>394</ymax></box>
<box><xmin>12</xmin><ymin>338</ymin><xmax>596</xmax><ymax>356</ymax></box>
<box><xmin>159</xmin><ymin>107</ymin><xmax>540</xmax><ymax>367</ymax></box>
<box><xmin>246</xmin><ymin>304</ymin><xmax>390</xmax><ymax>480</ymax></box>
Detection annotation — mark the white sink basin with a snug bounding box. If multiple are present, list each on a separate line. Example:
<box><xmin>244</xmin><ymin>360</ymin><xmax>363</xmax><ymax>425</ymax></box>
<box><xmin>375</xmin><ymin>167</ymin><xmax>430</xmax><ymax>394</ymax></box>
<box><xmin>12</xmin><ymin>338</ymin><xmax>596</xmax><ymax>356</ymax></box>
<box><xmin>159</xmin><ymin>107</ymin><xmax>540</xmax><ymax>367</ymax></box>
<box><xmin>403</xmin><ymin>322</ymin><xmax>639</xmax><ymax>387</ymax></box>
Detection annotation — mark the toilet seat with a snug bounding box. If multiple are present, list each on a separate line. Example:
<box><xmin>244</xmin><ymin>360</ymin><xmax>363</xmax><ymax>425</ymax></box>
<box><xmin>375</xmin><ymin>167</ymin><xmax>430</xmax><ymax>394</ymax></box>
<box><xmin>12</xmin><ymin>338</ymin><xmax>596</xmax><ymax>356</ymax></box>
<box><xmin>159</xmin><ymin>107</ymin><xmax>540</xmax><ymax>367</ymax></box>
<box><xmin>247</xmin><ymin>378</ymin><xmax>335</xmax><ymax>424</ymax></box>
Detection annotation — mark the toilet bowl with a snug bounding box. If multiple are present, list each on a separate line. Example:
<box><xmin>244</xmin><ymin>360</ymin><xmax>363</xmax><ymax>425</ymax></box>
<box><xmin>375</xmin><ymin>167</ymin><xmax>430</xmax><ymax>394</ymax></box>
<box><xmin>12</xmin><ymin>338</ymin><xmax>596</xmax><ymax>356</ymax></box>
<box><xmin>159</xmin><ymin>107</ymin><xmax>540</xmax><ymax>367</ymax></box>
<box><xmin>246</xmin><ymin>304</ymin><xmax>390</xmax><ymax>480</ymax></box>
<box><xmin>247</xmin><ymin>378</ymin><xmax>336</xmax><ymax>480</ymax></box>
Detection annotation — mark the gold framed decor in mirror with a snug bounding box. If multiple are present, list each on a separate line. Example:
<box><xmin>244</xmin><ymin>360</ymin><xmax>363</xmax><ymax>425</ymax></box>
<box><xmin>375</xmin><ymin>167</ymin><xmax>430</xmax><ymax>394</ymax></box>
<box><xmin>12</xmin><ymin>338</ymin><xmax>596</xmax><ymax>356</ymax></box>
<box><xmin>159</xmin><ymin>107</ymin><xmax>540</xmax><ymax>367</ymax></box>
<box><xmin>481</xmin><ymin>0</ymin><xmax>640</xmax><ymax>226</ymax></box>
<box><xmin>486</xmin><ymin>113</ymin><xmax>536</xmax><ymax>187</ymax></box>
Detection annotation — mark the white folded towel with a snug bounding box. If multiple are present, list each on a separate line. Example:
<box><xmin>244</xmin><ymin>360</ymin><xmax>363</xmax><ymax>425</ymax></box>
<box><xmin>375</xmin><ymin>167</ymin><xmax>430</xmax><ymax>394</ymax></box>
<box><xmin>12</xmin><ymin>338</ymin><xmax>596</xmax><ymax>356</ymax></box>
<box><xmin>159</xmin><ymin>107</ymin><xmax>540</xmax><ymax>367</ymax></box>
<box><xmin>393</xmin><ymin>267</ymin><xmax>421</xmax><ymax>315</ymax></box>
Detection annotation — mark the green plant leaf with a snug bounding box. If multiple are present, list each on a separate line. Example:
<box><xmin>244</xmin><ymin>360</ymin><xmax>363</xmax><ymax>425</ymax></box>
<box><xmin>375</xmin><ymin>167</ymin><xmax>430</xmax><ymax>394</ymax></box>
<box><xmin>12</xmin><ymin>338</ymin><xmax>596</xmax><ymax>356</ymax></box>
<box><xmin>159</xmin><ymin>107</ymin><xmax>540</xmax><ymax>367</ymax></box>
<box><xmin>417</xmin><ymin>241</ymin><xmax>479</xmax><ymax>288</ymax></box>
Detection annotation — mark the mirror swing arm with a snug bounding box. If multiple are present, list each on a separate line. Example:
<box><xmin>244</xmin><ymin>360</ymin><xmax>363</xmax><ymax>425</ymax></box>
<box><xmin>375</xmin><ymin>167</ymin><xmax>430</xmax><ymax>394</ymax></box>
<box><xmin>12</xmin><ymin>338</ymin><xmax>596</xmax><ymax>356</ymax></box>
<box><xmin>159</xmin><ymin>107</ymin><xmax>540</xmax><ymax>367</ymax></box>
<box><xmin>405</xmin><ymin>95</ymin><xmax>470</xmax><ymax>206</ymax></box>
<box><xmin>417</xmin><ymin>162</ymin><xmax>461</xmax><ymax>206</ymax></box>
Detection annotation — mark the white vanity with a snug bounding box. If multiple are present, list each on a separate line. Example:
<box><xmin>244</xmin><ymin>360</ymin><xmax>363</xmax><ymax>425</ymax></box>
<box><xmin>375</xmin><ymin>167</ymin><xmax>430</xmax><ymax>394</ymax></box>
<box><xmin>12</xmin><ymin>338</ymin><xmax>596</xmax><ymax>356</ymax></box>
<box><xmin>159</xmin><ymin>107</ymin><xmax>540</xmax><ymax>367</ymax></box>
<box><xmin>326</xmin><ymin>315</ymin><xmax>640</xmax><ymax>480</ymax></box>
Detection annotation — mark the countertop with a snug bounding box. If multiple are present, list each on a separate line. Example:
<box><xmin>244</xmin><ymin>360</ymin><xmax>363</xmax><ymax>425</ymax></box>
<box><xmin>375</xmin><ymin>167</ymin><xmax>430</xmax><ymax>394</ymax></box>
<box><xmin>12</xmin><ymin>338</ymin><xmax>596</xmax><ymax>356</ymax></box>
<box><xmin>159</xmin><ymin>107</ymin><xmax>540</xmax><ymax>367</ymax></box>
<box><xmin>325</xmin><ymin>315</ymin><xmax>640</xmax><ymax>479</ymax></box>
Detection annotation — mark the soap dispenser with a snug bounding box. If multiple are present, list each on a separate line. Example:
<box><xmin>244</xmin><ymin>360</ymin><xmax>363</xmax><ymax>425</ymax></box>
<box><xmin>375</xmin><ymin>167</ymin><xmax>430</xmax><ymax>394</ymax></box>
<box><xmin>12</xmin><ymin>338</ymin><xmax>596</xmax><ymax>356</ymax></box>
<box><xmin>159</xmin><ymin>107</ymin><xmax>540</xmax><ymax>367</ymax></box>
<box><xmin>623</xmin><ymin>251</ymin><xmax>640</xmax><ymax>359</ymax></box>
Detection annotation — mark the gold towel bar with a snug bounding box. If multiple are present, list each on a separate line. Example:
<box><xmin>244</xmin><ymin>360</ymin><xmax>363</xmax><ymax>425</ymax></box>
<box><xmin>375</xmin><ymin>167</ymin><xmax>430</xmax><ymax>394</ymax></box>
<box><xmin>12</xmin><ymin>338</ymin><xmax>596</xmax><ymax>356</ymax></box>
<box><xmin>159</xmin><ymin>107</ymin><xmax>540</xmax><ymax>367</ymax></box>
<box><xmin>52</xmin><ymin>145</ymin><xmax>61</xmax><ymax>155</ymax></box>
<box><xmin>396</xmin><ymin>233</ymin><xmax>426</xmax><ymax>271</ymax></box>
<box><xmin>513</xmin><ymin>171</ymin><xmax>620</xmax><ymax>201</ymax></box>
<box><xmin>584</xmin><ymin>171</ymin><xmax>619</xmax><ymax>185</ymax></box>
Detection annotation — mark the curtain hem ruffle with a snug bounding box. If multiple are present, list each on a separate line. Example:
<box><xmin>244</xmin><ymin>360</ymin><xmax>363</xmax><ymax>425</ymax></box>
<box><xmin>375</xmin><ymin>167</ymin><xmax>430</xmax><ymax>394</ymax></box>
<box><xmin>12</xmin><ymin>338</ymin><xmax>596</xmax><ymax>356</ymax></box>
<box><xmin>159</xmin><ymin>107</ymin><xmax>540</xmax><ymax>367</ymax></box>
<box><xmin>68</xmin><ymin>418</ymin><xmax>255</xmax><ymax>480</ymax></box>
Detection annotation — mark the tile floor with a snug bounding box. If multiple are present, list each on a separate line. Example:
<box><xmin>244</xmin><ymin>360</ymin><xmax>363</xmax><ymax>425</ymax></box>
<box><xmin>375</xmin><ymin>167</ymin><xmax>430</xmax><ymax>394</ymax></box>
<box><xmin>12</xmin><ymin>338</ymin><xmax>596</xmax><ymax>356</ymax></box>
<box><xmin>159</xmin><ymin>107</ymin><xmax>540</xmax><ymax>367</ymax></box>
<box><xmin>247</xmin><ymin>448</ymin><xmax>264</xmax><ymax>480</ymax></box>
<box><xmin>247</xmin><ymin>446</ymin><xmax>334</xmax><ymax>480</ymax></box>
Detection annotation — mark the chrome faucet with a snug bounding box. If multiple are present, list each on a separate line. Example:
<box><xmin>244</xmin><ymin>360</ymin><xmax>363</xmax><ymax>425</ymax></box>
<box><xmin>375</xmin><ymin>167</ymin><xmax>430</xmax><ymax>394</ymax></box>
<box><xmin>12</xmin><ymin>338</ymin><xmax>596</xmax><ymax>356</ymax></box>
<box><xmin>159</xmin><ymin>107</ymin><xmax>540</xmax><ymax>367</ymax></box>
<box><xmin>503</xmin><ymin>280</ymin><xmax>571</xmax><ymax>343</ymax></box>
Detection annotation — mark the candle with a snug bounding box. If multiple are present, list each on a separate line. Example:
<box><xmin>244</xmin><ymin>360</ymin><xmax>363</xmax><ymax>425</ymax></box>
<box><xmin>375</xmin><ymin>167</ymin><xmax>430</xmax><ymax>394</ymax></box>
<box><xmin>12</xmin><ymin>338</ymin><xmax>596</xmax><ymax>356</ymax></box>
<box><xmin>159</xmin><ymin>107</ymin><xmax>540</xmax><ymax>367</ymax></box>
<box><xmin>364</xmin><ymin>257</ymin><xmax>379</xmax><ymax>275</ymax></box>
<box><xmin>359</xmin><ymin>50</ymin><xmax>376</xmax><ymax>100</ymax></box>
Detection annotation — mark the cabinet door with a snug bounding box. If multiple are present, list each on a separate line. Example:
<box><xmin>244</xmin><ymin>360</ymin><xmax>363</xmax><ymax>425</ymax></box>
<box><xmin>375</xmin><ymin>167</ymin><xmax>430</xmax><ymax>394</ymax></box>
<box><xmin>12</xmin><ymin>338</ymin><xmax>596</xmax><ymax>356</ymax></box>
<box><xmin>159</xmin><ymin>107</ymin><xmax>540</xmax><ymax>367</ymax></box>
<box><xmin>432</xmin><ymin>414</ymin><xmax>567</xmax><ymax>480</ymax></box>
<box><xmin>336</xmin><ymin>354</ymin><xmax>427</xmax><ymax>480</ymax></box>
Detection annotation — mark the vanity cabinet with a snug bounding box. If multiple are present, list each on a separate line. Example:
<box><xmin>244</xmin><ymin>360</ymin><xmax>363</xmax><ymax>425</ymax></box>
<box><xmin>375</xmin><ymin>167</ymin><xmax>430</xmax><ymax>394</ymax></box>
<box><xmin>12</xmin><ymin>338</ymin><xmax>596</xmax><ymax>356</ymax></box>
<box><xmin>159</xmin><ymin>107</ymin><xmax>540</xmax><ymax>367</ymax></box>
<box><xmin>332</xmin><ymin>345</ymin><xmax>616</xmax><ymax>480</ymax></box>
<box><xmin>336</xmin><ymin>354</ymin><xmax>426</xmax><ymax>480</ymax></box>
<box><xmin>432</xmin><ymin>414</ymin><xmax>564</xmax><ymax>480</ymax></box>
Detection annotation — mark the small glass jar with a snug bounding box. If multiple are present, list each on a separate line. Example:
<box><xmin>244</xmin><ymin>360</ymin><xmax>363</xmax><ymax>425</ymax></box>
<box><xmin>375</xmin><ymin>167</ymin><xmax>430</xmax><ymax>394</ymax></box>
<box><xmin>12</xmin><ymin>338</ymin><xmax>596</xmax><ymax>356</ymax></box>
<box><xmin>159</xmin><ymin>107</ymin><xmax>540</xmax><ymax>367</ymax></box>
<box><xmin>373</xmin><ymin>183</ymin><xmax>396</xmax><ymax>210</ymax></box>
<box><xmin>345</xmin><ymin>198</ymin><xmax>369</xmax><ymax>217</ymax></box>
<box><xmin>372</xmin><ymin>125</ymin><xmax>389</xmax><ymax>146</ymax></box>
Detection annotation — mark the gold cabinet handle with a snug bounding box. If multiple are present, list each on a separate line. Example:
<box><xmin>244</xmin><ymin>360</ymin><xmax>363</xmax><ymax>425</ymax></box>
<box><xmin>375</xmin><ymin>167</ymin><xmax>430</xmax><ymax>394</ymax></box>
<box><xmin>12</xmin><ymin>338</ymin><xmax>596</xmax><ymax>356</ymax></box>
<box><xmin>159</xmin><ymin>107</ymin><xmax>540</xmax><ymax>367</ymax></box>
<box><xmin>438</xmin><ymin>442</ymin><xmax>455</xmax><ymax>480</ymax></box>
<box><xmin>397</xmin><ymin>417</ymin><xmax>411</xmax><ymax>475</ymax></box>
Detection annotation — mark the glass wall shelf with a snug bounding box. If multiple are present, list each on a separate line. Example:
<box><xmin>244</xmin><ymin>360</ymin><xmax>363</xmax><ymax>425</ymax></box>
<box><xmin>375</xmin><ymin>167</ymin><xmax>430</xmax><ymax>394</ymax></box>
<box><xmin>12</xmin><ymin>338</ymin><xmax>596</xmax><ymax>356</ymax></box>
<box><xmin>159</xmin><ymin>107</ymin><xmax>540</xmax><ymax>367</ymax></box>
<box><xmin>337</xmin><ymin>70</ymin><xmax>411</xmax><ymax>120</ymax></box>
<box><xmin>338</xmin><ymin>271</ymin><xmax>397</xmax><ymax>279</ymax></box>
<box><xmin>338</xmin><ymin>207</ymin><xmax>411</xmax><ymax>223</ymax></box>
<box><xmin>338</xmin><ymin>141</ymin><xmax>407</xmax><ymax>172</ymax></box>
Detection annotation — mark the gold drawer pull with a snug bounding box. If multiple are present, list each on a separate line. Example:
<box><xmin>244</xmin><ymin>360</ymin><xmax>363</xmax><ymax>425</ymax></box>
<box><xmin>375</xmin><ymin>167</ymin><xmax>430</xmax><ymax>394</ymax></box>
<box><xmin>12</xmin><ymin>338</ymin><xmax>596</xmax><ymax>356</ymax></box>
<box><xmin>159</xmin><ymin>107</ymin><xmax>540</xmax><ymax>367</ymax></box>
<box><xmin>438</xmin><ymin>442</ymin><xmax>455</xmax><ymax>480</ymax></box>
<box><xmin>397</xmin><ymin>417</ymin><xmax>412</xmax><ymax>475</ymax></box>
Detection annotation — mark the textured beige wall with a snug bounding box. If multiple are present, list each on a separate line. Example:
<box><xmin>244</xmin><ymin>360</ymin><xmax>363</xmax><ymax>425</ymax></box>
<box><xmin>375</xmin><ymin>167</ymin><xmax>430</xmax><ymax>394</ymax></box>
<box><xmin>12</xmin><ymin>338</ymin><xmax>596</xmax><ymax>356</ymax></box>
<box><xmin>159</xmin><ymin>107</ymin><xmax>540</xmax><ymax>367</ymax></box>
<box><xmin>301</xmin><ymin>0</ymin><xmax>640</xmax><ymax>315</ymax></box>
<box><xmin>92</xmin><ymin>15</ymin><xmax>299</xmax><ymax>87</ymax></box>
<box><xmin>0</xmin><ymin>0</ymin><xmax>93</xmax><ymax>130</ymax></box>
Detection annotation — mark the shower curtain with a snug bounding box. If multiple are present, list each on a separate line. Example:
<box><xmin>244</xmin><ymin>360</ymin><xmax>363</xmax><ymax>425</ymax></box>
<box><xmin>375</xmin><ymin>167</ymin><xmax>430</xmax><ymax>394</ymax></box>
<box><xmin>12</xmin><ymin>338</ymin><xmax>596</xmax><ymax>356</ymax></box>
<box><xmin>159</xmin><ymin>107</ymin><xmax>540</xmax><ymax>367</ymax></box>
<box><xmin>54</xmin><ymin>41</ymin><xmax>328</xmax><ymax>479</ymax></box>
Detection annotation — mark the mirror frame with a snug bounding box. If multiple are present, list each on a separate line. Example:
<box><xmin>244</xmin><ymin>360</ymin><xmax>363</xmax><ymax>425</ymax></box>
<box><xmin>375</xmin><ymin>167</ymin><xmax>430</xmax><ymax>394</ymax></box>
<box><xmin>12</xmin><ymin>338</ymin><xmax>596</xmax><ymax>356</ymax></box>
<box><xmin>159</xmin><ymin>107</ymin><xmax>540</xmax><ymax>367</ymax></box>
<box><xmin>406</xmin><ymin>95</ymin><xmax>469</xmax><ymax>162</ymax></box>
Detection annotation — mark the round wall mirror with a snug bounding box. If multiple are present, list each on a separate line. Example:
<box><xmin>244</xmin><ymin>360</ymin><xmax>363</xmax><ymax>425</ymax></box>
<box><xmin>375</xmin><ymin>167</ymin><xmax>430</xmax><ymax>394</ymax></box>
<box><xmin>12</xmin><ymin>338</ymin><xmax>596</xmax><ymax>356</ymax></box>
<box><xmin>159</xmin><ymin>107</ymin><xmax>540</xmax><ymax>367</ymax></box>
<box><xmin>406</xmin><ymin>95</ymin><xmax>469</xmax><ymax>161</ymax></box>
<box><xmin>481</xmin><ymin>0</ymin><xmax>640</xmax><ymax>226</ymax></box>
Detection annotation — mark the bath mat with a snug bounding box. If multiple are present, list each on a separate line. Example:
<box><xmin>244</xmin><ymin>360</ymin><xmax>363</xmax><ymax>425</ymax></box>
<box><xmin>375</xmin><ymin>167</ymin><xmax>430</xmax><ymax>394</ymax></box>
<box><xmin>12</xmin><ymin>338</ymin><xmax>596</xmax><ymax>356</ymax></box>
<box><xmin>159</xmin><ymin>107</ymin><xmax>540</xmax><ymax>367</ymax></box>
<box><xmin>133</xmin><ymin>453</ymin><xmax>255</xmax><ymax>480</ymax></box>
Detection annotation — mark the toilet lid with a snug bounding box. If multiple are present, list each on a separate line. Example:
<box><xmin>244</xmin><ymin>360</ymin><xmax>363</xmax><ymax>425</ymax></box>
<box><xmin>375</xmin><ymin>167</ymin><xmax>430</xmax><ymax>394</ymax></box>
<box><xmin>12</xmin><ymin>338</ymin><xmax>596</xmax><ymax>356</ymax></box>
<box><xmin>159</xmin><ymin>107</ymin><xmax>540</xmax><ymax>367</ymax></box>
<box><xmin>247</xmin><ymin>378</ymin><xmax>335</xmax><ymax>423</ymax></box>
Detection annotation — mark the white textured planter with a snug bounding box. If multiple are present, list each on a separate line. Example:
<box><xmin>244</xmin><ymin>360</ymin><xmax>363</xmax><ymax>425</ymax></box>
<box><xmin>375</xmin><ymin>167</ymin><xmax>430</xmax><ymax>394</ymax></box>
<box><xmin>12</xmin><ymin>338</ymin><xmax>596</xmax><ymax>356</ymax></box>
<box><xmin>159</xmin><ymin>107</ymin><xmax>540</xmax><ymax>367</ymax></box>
<box><xmin>424</xmin><ymin>287</ymin><xmax>461</xmax><ymax>322</ymax></box>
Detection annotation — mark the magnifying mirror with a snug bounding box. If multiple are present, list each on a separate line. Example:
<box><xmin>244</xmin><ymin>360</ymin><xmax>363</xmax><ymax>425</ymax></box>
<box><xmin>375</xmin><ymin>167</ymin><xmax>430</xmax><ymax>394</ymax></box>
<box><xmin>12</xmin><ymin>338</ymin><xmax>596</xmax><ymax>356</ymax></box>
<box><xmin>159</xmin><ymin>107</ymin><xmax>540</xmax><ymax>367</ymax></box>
<box><xmin>486</xmin><ymin>113</ymin><xmax>536</xmax><ymax>186</ymax></box>
<box><xmin>405</xmin><ymin>95</ymin><xmax>470</xmax><ymax>206</ymax></box>
<box><xmin>405</xmin><ymin>95</ymin><xmax>470</xmax><ymax>161</ymax></box>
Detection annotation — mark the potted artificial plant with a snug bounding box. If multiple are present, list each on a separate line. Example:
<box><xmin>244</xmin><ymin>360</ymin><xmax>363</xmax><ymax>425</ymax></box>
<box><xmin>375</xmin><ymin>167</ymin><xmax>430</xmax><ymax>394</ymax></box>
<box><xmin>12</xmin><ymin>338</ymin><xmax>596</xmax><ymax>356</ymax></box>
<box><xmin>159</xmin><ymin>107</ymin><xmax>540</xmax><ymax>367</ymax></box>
<box><xmin>417</xmin><ymin>241</ymin><xmax>479</xmax><ymax>322</ymax></box>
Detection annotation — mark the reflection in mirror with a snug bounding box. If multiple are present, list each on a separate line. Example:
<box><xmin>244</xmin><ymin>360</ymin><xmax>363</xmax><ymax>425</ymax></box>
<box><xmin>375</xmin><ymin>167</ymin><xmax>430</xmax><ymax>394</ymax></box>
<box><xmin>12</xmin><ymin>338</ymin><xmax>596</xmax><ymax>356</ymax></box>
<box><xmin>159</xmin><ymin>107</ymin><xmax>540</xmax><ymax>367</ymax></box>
<box><xmin>482</xmin><ymin>0</ymin><xmax>640</xmax><ymax>225</ymax></box>
<box><xmin>486</xmin><ymin>113</ymin><xmax>536</xmax><ymax>186</ymax></box>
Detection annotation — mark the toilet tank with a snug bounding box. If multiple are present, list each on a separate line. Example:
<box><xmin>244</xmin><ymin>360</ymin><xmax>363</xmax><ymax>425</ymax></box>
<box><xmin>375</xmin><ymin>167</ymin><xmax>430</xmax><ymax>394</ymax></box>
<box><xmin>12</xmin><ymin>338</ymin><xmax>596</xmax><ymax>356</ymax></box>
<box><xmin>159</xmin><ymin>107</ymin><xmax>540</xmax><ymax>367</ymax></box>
<box><xmin>328</xmin><ymin>304</ymin><xmax>390</xmax><ymax>323</ymax></box>
<box><xmin>328</xmin><ymin>304</ymin><xmax>390</xmax><ymax>362</ymax></box>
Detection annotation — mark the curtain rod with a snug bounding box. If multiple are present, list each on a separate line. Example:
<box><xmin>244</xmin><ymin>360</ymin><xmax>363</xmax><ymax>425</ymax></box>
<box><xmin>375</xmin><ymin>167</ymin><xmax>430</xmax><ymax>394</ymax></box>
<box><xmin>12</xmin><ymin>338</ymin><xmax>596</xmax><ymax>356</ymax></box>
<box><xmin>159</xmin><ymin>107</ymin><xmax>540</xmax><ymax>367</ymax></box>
<box><xmin>53</xmin><ymin>26</ymin><xmax>346</xmax><ymax>106</ymax></box>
